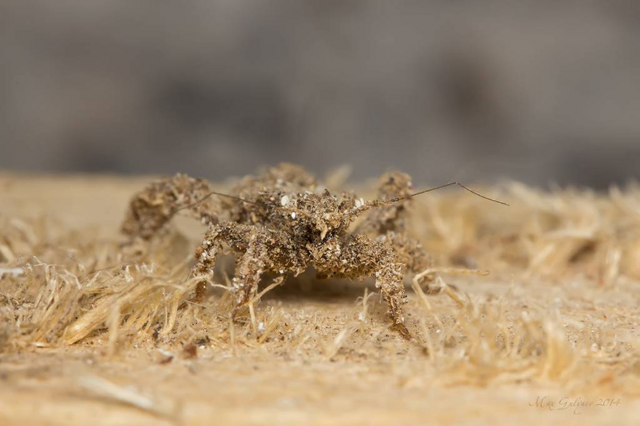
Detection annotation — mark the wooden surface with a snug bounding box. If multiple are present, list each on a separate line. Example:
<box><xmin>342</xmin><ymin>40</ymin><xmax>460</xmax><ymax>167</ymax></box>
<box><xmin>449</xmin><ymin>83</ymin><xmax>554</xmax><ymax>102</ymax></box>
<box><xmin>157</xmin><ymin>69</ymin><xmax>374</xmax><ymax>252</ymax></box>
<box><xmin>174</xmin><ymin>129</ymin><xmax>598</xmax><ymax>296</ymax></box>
<box><xmin>1</xmin><ymin>173</ymin><xmax>639</xmax><ymax>426</ymax></box>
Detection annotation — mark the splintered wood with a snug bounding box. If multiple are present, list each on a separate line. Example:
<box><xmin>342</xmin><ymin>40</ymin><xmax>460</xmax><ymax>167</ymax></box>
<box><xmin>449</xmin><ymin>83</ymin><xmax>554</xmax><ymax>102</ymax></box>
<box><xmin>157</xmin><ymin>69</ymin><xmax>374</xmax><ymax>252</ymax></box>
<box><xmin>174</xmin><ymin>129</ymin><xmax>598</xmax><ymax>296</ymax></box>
<box><xmin>1</xmin><ymin>170</ymin><xmax>639</xmax><ymax>426</ymax></box>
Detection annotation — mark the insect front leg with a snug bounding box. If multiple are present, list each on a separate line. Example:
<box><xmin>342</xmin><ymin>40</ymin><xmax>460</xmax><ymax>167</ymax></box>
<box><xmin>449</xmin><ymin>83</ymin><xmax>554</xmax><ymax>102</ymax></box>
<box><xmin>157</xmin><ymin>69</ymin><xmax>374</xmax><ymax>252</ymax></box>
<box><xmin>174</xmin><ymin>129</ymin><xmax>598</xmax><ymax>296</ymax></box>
<box><xmin>332</xmin><ymin>235</ymin><xmax>412</xmax><ymax>338</ymax></box>
<box><xmin>190</xmin><ymin>224</ymin><xmax>226</xmax><ymax>301</ymax></box>
<box><xmin>230</xmin><ymin>240</ymin><xmax>269</xmax><ymax>318</ymax></box>
<box><xmin>192</xmin><ymin>223</ymin><xmax>272</xmax><ymax>318</ymax></box>
<box><xmin>191</xmin><ymin>221</ymin><xmax>254</xmax><ymax>288</ymax></box>
<box><xmin>191</xmin><ymin>224</ymin><xmax>226</xmax><ymax>279</ymax></box>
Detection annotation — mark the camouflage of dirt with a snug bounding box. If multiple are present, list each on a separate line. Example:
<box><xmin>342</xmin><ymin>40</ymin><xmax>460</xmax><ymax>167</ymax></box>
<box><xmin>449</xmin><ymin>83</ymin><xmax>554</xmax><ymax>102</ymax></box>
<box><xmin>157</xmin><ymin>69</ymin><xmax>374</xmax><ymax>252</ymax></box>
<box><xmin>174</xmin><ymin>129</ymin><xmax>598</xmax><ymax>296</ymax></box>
<box><xmin>121</xmin><ymin>164</ymin><xmax>432</xmax><ymax>337</ymax></box>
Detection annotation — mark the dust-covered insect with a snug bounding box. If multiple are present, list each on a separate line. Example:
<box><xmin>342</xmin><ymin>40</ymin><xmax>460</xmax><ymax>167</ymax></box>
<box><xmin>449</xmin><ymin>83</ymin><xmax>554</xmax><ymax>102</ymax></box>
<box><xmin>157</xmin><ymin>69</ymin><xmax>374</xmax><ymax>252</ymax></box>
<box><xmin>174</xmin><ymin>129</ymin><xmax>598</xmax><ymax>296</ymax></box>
<box><xmin>121</xmin><ymin>163</ymin><xmax>506</xmax><ymax>337</ymax></box>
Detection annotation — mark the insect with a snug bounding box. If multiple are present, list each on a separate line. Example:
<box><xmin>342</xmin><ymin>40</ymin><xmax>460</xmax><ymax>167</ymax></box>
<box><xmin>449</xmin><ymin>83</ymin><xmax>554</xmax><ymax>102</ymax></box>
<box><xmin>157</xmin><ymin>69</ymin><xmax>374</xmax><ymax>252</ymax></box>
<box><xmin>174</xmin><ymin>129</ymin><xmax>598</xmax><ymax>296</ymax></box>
<box><xmin>121</xmin><ymin>163</ymin><xmax>506</xmax><ymax>337</ymax></box>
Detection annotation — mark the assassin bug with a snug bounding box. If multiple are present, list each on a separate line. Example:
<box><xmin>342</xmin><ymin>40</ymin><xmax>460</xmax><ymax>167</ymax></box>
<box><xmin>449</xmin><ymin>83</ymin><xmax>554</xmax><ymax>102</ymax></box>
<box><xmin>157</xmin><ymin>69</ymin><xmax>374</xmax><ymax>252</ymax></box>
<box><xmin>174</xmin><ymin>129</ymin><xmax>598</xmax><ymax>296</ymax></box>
<box><xmin>122</xmin><ymin>164</ymin><xmax>506</xmax><ymax>337</ymax></box>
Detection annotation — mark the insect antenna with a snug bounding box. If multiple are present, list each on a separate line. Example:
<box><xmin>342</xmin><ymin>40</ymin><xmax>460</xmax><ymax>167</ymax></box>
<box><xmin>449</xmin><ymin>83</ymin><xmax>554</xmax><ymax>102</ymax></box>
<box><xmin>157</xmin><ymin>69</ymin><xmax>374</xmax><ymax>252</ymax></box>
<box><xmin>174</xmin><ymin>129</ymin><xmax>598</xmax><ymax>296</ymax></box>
<box><xmin>378</xmin><ymin>182</ymin><xmax>509</xmax><ymax>207</ymax></box>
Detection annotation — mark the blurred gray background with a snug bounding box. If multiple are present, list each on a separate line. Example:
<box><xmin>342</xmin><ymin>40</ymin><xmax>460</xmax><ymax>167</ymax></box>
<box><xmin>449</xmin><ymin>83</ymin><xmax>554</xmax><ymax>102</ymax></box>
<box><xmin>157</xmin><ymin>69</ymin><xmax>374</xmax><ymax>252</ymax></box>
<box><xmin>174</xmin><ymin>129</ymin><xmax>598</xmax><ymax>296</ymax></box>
<box><xmin>1</xmin><ymin>0</ymin><xmax>639</xmax><ymax>188</ymax></box>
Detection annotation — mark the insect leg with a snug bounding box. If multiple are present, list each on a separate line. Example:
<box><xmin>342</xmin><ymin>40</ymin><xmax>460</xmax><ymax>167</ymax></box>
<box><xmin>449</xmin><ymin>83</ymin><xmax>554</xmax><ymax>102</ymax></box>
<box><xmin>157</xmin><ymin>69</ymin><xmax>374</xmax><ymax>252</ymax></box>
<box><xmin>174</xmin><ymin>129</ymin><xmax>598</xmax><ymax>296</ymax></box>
<box><xmin>191</xmin><ymin>224</ymin><xmax>226</xmax><ymax>279</ymax></box>
<box><xmin>122</xmin><ymin>173</ymin><xmax>219</xmax><ymax>240</ymax></box>
<box><xmin>375</xmin><ymin>260</ymin><xmax>411</xmax><ymax>338</ymax></box>
<box><xmin>190</xmin><ymin>224</ymin><xmax>225</xmax><ymax>301</ymax></box>
<box><xmin>230</xmin><ymin>239</ymin><xmax>268</xmax><ymax>318</ymax></box>
<box><xmin>388</xmin><ymin>233</ymin><xmax>435</xmax><ymax>291</ymax></box>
